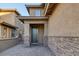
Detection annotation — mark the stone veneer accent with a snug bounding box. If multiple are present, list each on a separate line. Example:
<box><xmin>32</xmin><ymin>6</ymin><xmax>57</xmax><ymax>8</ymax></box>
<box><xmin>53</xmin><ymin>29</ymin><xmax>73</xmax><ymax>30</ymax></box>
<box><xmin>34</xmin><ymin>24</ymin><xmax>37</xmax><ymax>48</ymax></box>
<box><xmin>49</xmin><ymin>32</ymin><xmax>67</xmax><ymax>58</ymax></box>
<box><xmin>48</xmin><ymin>36</ymin><xmax>79</xmax><ymax>56</ymax></box>
<box><xmin>43</xmin><ymin>36</ymin><xmax>48</xmax><ymax>47</ymax></box>
<box><xmin>23</xmin><ymin>36</ymin><xmax>30</xmax><ymax>47</ymax></box>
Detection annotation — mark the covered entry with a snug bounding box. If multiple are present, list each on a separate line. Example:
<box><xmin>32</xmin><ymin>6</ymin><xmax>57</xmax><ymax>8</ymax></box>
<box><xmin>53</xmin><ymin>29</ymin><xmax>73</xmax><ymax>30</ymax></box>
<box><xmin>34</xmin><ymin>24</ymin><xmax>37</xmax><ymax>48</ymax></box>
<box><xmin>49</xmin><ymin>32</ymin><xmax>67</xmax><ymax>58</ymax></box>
<box><xmin>18</xmin><ymin>16</ymin><xmax>48</xmax><ymax>47</ymax></box>
<box><xmin>30</xmin><ymin>24</ymin><xmax>44</xmax><ymax>45</ymax></box>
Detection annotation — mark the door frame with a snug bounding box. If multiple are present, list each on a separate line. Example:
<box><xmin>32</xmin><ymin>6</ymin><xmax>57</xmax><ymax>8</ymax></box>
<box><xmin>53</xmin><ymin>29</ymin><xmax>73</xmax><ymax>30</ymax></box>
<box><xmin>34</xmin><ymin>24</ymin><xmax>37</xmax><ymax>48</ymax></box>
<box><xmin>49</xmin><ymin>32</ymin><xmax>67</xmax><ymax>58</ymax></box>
<box><xmin>30</xmin><ymin>24</ymin><xmax>44</xmax><ymax>45</ymax></box>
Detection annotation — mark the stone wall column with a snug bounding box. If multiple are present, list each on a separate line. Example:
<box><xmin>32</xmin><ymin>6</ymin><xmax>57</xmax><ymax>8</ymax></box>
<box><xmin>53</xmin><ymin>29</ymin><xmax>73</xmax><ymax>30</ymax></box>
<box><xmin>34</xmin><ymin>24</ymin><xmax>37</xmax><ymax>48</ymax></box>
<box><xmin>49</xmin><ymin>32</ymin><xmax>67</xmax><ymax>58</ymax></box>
<box><xmin>23</xmin><ymin>23</ymin><xmax>30</xmax><ymax>47</ymax></box>
<box><xmin>43</xmin><ymin>23</ymin><xmax>48</xmax><ymax>46</ymax></box>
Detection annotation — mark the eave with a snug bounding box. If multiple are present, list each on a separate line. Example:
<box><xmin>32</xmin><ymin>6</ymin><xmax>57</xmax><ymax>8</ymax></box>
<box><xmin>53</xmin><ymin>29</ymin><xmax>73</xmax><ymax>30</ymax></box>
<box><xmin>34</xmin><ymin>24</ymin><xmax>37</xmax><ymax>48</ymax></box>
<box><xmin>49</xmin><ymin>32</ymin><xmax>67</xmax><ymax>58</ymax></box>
<box><xmin>0</xmin><ymin>8</ymin><xmax>20</xmax><ymax>15</ymax></box>
<box><xmin>0</xmin><ymin>22</ymin><xmax>18</xmax><ymax>29</ymax></box>
<box><xmin>25</xmin><ymin>4</ymin><xmax>45</xmax><ymax>14</ymax></box>
<box><xmin>44</xmin><ymin>3</ymin><xmax>58</xmax><ymax>16</ymax></box>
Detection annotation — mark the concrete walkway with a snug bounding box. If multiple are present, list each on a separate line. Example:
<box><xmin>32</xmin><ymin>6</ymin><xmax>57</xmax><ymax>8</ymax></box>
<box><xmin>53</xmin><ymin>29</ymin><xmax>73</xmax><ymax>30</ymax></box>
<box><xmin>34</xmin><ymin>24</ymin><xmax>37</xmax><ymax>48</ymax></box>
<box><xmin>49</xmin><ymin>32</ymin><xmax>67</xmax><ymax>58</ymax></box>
<box><xmin>0</xmin><ymin>44</ymin><xmax>52</xmax><ymax>56</ymax></box>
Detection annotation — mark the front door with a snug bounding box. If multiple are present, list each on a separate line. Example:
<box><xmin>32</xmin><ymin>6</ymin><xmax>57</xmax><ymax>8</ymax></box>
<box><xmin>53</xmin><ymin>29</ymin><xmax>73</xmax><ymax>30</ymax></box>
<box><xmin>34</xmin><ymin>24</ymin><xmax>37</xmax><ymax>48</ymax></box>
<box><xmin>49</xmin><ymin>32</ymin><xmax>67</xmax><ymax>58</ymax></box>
<box><xmin>30</xmin><ymin>24</ymin><xmax>44</xmax><ymax>46</ymax></box>
<box><xmin>31</xmin><ymin>27</ymin><xmax>38</xmax><ymax>44</ymax></box>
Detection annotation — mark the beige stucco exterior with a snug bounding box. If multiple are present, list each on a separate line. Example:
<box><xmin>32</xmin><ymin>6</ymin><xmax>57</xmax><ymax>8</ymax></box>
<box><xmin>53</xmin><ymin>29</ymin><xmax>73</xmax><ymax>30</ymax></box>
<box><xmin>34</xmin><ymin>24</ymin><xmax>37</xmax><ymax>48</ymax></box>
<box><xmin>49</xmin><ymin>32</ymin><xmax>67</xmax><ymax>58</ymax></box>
<box><xmin>47</xmin><ymin>3</ymin><xmax>79</xmax><ymax>55</ymax></box>
<box><xmin>0</xmin><ymin>9</ymin><xmax>23</xmax><ymax>52</ymax></box>
<box><xmin>0</xmin><ymin>12</ymin><xmax>18</xmax><ymax>27</ymax></box>
<box><xmin>0</xmin><ymin>9</ymin><xmax>23</xmax><ymax>39</ymax></box>
<box><xmin>25</xmin><ymin>3</ymin><xmax>79</xmax><ymax>55</ymax></box>
<box><xmin>48</xmin><ymin>3</ymin><xmax>79</xmax><ymax>36</ymax></box>
<box><xmin>1</xmin><ymin>3</ymin><xmax>79</xmax><ymax>56</ymax></box>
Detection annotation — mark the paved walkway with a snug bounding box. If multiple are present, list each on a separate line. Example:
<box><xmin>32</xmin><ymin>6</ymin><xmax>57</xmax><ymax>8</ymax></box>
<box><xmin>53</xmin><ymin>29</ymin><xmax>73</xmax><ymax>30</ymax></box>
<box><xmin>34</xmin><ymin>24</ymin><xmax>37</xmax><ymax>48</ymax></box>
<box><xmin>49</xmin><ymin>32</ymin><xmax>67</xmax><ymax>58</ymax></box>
<box><xmin>0</xmin><ymin>44</ymin><xmax>52</xmax><ymax>56</ymax></box>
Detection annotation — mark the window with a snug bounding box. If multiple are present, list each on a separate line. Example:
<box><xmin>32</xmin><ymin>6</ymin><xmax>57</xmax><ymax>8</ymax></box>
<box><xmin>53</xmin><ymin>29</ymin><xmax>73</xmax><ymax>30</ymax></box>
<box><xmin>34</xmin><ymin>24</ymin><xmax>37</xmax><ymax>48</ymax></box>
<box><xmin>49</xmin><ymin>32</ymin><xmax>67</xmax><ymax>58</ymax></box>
<box><xmin>35</xmin><ymin>10</ymin><xmax>40</xmax><ymax>16</ymax></box>
<box><xmin>11</xmin><ymin>29</ymin><xmax>16</xmax><ymax>37</ymax></box>
<box><xmin>7</xmin><ymin>28</ymin><xmax>11</xmax><ymax>38</ymax></box>
<box><xmin>1</xmin><ymin>26</ymin><xmax>16</xmax><ymax>39</ymax></box>
<box><xmin>2</xmin><ymin>26</ymin><xmax>7</xmax><ymax>38</ymax></box>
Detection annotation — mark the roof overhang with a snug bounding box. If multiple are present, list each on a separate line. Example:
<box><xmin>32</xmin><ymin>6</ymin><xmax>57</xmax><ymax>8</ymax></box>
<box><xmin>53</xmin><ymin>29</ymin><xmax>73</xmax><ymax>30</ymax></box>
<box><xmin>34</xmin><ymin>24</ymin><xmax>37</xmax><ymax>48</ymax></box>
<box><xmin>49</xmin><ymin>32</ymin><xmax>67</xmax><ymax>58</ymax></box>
<box><xmin>17</xmin><ymin>16</ymin><xmax>48</xmax><ymax>22</ymax></box>
<box><xmin>25</xmin><ymin>4</ymin><xmax>45</xmax><ymax>14</ymax></box>
<box><xmin>0</xmin><ymin>22</ymin><xmax>18</xmax><ymax>29</ymax></box>
<box><xmin>44</xmin><ymin>3</ymin><xmax>58</xmax><ymax>16</ymax></box>
<box><xmin>0</xmin><ymin>8</ymin><xmax>20</xmax><ymax>15</ymax></box>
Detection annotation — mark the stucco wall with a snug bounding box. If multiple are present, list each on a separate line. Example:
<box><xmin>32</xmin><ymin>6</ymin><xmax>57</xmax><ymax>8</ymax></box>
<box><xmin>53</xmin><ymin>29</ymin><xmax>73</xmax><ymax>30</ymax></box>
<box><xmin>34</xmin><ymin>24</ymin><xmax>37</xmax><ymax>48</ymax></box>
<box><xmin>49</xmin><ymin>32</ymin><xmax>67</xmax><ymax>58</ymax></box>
<box><xmin>0</xmin><ymin>11</ymin><xmax>23</xmax><ymax>40</ymax></box>
<box><xmin>0</xmin><ymin>12</ymin><xmax>16</xmax><ymax>26</ymax></box>
<box><xmin>0</xmin><ymin>37</ymin><xmax>21</xmax><ymax>52</ymax></box>
<box><xmin>48</xmin><ymin>3</ymin><xmax>79</xmax><ymax>36</ymax></box>
<box><xmin>48</xmin><ymin>3</ymin><xmax>79</xmax><ymax>56</ymax></box>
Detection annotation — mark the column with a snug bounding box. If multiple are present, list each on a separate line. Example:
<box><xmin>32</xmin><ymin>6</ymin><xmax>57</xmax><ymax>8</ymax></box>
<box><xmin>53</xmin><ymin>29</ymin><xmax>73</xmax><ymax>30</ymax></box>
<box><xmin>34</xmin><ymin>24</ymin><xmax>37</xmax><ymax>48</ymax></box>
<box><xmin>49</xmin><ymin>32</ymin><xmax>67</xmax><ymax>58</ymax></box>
<box><xmin>23</xmin><ymin>22</ymin><xmax>30</xmax><ymax>47</ymax></box>
<box><xmin>44</xmin><ymin>23</ymin><xmax>48</xmax><ymax>46</ymax></box>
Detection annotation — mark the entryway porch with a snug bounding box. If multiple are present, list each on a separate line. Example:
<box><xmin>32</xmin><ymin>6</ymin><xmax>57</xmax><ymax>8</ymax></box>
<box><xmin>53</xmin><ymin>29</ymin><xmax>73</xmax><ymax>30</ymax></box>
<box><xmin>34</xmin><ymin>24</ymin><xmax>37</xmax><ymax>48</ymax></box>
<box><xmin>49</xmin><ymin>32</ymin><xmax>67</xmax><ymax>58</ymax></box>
<box><xmin>0</xmin><ymin>43</ymin><xmax>53</xmax><ymax>56</ymax></box>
